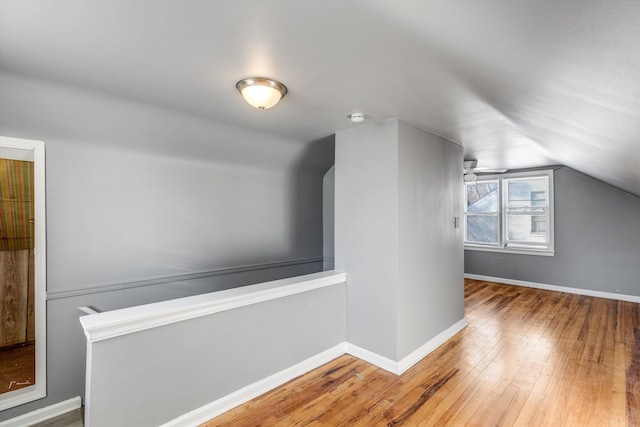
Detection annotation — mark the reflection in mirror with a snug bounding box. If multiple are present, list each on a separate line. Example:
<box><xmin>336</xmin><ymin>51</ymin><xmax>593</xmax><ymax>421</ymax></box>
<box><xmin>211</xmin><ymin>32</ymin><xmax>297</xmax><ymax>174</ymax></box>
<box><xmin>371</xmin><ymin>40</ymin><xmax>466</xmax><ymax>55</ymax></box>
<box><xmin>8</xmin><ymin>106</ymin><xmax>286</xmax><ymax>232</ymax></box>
<box><xmin>0</xmin><ymin>137</ymin><xmax>46</xmax><ymax>410</ymax></box>
<box><xmin>0</xmin><ymin>158</ymin><xmax>35</xmax><ymax>394</ymax></box>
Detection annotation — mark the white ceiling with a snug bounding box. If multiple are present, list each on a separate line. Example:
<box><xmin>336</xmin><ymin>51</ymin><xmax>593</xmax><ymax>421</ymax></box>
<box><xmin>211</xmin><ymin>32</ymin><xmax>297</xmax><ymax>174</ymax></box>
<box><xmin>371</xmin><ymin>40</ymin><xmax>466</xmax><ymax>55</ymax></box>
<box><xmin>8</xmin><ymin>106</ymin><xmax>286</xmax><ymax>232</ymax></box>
<box><xmin>1</xmin><ymin>0</ymin><xmax>639</xmax><ymax>195</ymax></box>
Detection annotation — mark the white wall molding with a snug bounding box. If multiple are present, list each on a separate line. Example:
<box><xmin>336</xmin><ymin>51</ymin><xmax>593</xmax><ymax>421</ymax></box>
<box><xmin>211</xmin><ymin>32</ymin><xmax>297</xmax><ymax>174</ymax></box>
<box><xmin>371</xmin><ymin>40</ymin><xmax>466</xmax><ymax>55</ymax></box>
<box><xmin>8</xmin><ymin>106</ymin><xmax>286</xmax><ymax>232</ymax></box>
<box><xmin>397</xmin><ymin>318</ymin><xmax>468</xmax><ymax>374</ymax></box>
<box><xmin>48</xmin><ymin>256</ymin><xmax>323</xmax><ymax>300</ymax></box>
<box><xmin>160</xmin><ymin>344</ymin><xmax>347</xmax><ymax>427</ymax></box>
<box><xmin>0</xmin><ymin>385</ymin><xmax>45</xmax><ymax>413</ymax></box>
<box><xmin>80</xmin><ymin>271</ymin><xmax>346</xmax><ymax>343</ymax></box>
<box><xmin>346</xmin><ymin>318</ymin><xmax>468</xmax><ymax>375</ymax></box>
<box><xmin>162</xmin><ymin>316</ymin><xmax>468</xmax><ymax>426</ymax></box>
<box><xmin>345</xmin><ymin>343</ymin><xmax>400</xmax><ymax>374</ymax></box>
<box><xmin>0</xmin><ymin>396</ymin><xmax>81</xmax><ymax>427</ymax></box>
<box><xmin>465</xmin><ymin>274</ymin><xmax>640</xmax><ymax>303</ymax></box>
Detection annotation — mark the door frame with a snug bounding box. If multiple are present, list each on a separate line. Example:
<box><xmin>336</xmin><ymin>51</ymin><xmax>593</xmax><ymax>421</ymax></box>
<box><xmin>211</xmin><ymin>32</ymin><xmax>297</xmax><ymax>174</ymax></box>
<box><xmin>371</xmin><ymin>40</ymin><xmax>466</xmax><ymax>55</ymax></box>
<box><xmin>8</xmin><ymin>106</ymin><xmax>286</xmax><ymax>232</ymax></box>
<box><xmin>0</xmin><ymin>136</ymin><xmax>47</xmax><ymax>410</ymax></box>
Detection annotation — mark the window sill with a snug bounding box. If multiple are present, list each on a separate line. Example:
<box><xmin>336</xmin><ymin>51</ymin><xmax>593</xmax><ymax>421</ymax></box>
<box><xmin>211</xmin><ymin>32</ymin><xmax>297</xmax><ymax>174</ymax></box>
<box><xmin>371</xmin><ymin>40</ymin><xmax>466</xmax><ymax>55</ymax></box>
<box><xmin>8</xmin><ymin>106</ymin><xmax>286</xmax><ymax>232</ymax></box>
<box><xmin>464</xmin><ymin>245</ymin><xmax>555</xmax><ymax>257</ymax></box>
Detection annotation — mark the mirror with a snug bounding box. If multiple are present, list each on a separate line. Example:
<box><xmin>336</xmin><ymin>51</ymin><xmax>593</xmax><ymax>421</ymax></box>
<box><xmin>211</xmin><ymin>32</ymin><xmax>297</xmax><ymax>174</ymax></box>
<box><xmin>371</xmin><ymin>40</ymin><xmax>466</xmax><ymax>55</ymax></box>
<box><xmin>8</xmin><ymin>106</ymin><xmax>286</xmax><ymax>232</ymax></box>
<box><xmin>0</xmin><ymin>136</ymin><xmax>46</xmax><ymax>410</ymax></box>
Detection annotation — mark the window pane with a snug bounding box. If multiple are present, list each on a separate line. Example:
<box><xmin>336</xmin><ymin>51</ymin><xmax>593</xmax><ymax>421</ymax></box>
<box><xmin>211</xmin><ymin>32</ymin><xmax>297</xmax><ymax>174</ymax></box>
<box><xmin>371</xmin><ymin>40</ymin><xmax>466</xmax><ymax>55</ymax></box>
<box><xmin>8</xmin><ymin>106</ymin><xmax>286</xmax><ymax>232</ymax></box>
<box><xmin>505</xmin><ymin>176</ymin><xmax>550</xmax><ymax>248</ymax></box>
<box><xmin>466</xmin><ymin>215</ymin><xmax>499</xmax><ymax>244</ymax></box>
<box><xmin>506</xmin><ymin>214</ymin><xmax>547</xmax><ymax>244</ymax></box>
<box><xmin>466</xmin><ymin>181</ymin><xmax>498</xmax><ymax>213</ymax></box>
<box><xmin>506</xmin><ymin>178</ymin><xmax>548</xmax><ymax>209</ymax></box>
<box><xmin>531</xmin><ymin>215</ymin><xmax>547</xmax><ymax>233</ymax></box>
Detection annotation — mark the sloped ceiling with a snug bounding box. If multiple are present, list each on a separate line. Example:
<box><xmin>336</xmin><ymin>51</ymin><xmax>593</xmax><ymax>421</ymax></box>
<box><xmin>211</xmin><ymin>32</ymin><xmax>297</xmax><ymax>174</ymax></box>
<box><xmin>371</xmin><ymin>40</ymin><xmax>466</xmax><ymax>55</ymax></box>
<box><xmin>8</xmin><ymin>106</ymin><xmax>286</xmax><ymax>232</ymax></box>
<box><xmin>1</xmin><ymin>1</ymin><xmax>639</xmax><ymax>195</ymax></box>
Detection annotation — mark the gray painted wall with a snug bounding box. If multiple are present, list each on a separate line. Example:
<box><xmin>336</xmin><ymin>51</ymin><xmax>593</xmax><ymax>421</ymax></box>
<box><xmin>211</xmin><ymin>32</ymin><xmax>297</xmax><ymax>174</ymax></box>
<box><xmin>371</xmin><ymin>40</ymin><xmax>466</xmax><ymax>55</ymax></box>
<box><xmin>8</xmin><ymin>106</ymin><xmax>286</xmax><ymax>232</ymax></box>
<box><xmin>335</xmin><ymin>120</ymin><xmax>400</xmax><ymax>360</ymax></box>
<box><xmin>335</xmin><ymin>119</ymin><xmax>464</xmax><ymax>361</ymax></box>
<box><xmin>396</xmin><ymin>121</ymin><xmax>464</xmax><ymax>359</ymax></box>
<box><xmin>322</xmin><ymin>165</ymin><xmax>335</xmax><ymax>270</ymax></box>
<box><xmin>465</xmin><ymin>166</ymin><xmax>640</xmax><ymax>296</ymax></box>
<box><xmin>0</xmin><ymin>73</ymin><xmax>333</xmax><ymax>420</ymax></box>
<box><xmin>84</xmin><ymin>280</ymin><xmax>346</xmax><ymax>427</ymax></box>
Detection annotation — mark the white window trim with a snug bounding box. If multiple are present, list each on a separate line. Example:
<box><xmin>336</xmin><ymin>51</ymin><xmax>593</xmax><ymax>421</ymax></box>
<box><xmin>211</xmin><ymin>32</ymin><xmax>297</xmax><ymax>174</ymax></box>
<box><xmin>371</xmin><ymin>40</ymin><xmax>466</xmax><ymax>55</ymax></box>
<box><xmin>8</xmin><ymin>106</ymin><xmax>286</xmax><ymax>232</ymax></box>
<box><xmin>464</xmin><ymin>169</ymin><xmax>555</xmax><ymax>256</ymax></box>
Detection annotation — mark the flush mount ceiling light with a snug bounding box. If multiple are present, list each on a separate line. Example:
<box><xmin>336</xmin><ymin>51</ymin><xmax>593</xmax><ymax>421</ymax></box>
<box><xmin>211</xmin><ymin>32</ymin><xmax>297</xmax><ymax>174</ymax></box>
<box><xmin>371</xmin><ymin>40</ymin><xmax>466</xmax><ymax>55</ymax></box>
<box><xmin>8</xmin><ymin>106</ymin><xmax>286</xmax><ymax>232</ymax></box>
<box><xmin>236</xmin><ymin>77</ymin><xmax>288</xmax><ymax>110</ymax></box>
<box><xmin>348</xmin><ymin>113</ymin><xmax>365</xmax><ymax>123</ymax></box>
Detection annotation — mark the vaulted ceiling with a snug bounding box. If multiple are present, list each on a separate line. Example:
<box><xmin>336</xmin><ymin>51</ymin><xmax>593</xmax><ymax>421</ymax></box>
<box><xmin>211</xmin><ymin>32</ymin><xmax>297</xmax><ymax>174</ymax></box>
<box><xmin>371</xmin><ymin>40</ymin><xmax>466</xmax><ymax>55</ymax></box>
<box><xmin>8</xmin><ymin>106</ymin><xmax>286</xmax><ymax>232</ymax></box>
<box><xmin>1</xmin><ymin>1</ymin><xmax>639</xmax><ymax>195</ymax></box>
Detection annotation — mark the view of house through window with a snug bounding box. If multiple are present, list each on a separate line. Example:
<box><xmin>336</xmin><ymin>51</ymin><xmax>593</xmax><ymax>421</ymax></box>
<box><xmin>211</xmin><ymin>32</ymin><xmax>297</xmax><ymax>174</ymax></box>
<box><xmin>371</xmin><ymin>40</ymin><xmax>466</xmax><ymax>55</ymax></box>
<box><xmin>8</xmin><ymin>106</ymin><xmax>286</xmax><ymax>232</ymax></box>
<box><xmin>464</xmin><ymin>170</ymin><xmax>554</xmax><ymax>254</ymax></box>
<box><xmin>465</xmin><ymin>180</ymin><xmax>499</xmax><ymax>245</ymax></box>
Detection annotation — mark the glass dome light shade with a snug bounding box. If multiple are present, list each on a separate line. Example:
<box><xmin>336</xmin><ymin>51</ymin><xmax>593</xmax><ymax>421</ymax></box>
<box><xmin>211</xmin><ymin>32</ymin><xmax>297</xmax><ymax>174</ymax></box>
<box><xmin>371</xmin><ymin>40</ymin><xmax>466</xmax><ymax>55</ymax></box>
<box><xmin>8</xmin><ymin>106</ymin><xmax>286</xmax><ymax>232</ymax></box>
<box><xmin>236</xmin><ymin>78</ymin><xmax>287</xmax><ymax>110</ymax></box>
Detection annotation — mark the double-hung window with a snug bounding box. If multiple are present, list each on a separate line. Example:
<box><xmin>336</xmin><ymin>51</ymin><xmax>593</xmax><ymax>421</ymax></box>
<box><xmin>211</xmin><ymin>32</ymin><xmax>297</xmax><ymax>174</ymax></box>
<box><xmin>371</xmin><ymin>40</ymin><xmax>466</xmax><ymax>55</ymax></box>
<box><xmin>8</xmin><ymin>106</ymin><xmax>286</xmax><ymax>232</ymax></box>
<box><xmin>464</xmin><ymin>170</ymin><xmax>554</xmax><ymax>255</ymax></box>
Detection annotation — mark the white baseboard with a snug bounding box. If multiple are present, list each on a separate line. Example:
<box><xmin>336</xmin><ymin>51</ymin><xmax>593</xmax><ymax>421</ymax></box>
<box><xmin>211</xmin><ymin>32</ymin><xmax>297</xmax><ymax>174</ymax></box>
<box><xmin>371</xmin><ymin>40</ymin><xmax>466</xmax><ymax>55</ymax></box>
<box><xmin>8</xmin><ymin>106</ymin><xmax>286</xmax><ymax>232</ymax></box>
<box><xmin>347</xmin><ymin>318</ymin><xmax>468</xmax><ymax>375</ymax></box>
<box><xmin>161</xmin><ymin>344</ymin><xmax>347</xmax><ymax>427</ymax></box>
<box><xmin>397</xmin><ymin>318</ymin><xmax>468</xmax><ymax>374</ymax></box>
<box><xmin>465</xmin><ymin>274</ymin><xmax>640</xmax><ymax>303</ymax></box>
<box><xmin>163</xmin><ymin>319</ymin><xmax>469</xmax><ymax>426</ymax></box>
<box><xmin>345</xmin><ymin>343</ymin><xmax>399</xmax><ymax>374</ymax></box>
<box><xmin>0</xmin><ymin>396</ymin><xmax>82</xmax><ymax>427</ymax></box>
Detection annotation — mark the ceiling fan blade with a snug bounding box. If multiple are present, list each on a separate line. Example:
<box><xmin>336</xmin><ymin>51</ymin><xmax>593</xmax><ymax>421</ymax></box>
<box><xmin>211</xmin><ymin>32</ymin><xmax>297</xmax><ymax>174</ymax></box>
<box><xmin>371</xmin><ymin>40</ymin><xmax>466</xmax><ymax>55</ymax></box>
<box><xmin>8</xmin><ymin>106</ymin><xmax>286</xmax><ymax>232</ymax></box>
<box><xmin>475</xmin><ymin>166</ymin><xmax>507</xmax><ymax>173</ymax></box>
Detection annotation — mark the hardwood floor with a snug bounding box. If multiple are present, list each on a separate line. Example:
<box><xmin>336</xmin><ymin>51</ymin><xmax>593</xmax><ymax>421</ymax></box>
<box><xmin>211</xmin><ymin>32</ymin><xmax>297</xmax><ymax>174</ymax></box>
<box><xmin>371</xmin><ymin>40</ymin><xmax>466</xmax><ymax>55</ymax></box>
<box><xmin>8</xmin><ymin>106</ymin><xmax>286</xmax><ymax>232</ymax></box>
<box><xmin>202</xmin><ymin>279</ymin><xmax>640</xmax><ymax>426</ymax></box>
<box><xmin>0</xmin><ymin>341</ymin><xmax>35</xmax><ymax>393</ymax></box>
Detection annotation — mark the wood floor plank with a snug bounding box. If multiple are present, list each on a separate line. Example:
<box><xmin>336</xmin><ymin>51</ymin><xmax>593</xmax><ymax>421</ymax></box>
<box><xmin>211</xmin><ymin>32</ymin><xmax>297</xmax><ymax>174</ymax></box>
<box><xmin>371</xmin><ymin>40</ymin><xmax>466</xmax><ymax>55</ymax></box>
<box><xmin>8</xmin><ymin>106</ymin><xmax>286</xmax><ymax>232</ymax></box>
<box><xmin>0</xmin><ymin>342</ymin><xmax>35</xmax><ymax>393</ymax></box>
<box><xmin>201</xmin><ymin>279</ymin><xmax>640</xmax><ymax>427</ymax></box>
<box><xmin>626</xmin><ymin>302</ymin><xmax>640</xmax><ymax>425</ymax></box>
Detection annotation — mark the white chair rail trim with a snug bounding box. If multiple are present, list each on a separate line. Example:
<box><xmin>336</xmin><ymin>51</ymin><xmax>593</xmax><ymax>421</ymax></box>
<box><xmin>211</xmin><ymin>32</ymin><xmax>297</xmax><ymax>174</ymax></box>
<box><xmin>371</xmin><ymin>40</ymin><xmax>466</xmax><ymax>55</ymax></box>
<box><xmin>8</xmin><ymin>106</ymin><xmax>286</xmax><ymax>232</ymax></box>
<box><xmin>80</xmin><ymin>270</ymin><xmax>347</xmax><ymax>343</ymax></box>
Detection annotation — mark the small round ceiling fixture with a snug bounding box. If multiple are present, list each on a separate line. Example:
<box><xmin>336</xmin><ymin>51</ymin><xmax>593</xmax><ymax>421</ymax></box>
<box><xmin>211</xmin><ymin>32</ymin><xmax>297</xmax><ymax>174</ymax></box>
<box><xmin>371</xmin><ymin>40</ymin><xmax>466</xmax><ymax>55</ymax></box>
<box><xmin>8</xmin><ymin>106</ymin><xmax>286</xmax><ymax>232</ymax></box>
<box><xmin>236</xmin><ymin>77</ymin><xmax>288</xmax><ymax>110</ymax></box>
<box><xmin>463</xmin><ymin>159</ymin><xmax>478</xmax><ymax>182</ymax></box>
<box><xmin>348</xmin><ymin>113</ymin><xmax>365</xmax><ymax>123</ymax></box>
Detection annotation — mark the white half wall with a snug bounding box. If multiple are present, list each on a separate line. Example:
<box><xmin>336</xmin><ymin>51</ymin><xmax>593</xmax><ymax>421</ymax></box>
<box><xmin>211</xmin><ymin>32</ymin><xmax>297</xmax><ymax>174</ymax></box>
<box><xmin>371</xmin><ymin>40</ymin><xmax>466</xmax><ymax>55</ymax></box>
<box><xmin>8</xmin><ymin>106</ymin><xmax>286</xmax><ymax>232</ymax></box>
<box><xmin>80</xmin><ymin>271</ymin><xmax>347</xmax><ymax>427</ymax></box>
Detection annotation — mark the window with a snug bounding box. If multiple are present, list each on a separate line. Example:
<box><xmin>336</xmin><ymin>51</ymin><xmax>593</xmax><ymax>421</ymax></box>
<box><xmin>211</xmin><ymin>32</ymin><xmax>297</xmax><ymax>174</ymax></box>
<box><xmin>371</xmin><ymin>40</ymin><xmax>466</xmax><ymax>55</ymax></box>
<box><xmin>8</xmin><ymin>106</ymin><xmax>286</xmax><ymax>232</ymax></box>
<box><xmin>464</xmin><ymin>170</ymin><xmax>554</xmax><ymax>255</ymax></box>
<box><xmin>464</xmin><ymin>180</ymin><xmax>499</xmax><ymax>245</ymax></box>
